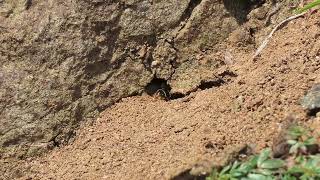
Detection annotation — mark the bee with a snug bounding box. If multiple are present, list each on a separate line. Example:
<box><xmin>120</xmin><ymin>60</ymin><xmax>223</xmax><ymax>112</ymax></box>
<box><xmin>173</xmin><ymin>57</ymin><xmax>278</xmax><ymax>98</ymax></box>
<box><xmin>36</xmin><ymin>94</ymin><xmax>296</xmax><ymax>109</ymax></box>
<box><xmin>145</xmin><ymin>79</ymin><xmax>171</xmax><ymax>101</ymax></box>
<box><xmin>153</xmin><ymin>88</ymin><xmax>170</xmax><ymax>101</ymax></box>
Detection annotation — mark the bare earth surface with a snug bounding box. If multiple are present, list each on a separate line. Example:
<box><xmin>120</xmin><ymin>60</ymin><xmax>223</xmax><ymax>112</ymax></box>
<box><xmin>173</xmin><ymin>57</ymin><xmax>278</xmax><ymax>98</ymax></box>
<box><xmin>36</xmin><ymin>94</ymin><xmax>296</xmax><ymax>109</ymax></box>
<box><xmin>2</xmin><ymin>13</ymin><xmax>320</xmax><ymax>180</ymax></box>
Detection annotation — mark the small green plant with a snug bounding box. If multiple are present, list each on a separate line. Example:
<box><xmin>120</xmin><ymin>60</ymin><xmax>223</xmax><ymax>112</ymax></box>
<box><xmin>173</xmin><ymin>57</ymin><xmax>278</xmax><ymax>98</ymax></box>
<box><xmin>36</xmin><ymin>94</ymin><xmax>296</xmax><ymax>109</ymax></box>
<box><xmin>287</xmin><ymin>126</ymin><xmax>316</xmax><ymax>155</ymax></box>
<box><xmin>206</xmin><ymin>148</ymin><xmax>285</xmax><ymax>180</ymax></box>
<box><xmin>295</xmin><ymin>0</ymin><xmax>320</xmax><ymax>13</ymax></box>
<box><xmin>206</xmin><ymin>126</ymin><xmax>320</xmax><ymax>180</ymax></box>
<box><xmin>286</xmin><ymin>155</ymin><xmax>320</xmax><ymax>180</ymax></box>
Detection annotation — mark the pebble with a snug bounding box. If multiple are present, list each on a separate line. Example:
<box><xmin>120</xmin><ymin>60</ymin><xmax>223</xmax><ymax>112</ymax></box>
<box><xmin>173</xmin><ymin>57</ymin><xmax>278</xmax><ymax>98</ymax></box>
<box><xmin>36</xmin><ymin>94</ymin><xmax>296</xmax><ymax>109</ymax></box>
<box><xmin>301</xmin><ymin>84</ymin><xmax>320</xmax><ymax>111</ymax></box>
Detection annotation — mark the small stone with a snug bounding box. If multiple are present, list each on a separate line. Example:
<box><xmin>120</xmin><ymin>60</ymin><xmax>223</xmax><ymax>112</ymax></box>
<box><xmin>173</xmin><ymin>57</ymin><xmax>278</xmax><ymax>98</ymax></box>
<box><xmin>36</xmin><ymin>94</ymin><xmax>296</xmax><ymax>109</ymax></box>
<box><xmin>224</xmin><ymin>50</ymin><xmax>234</xmax><ymax>65</ymax></box>
<box><xmin>137</xmin><ymin>45</ymin><xmax>147</xmax><ymax>58</ymax></box>
<box><xmin>151</xmin><ymin>60</ymin><xmax>160</xmax><ymax>67</ymax></box>
<box><xmin>301</xmin><ymin>84</ymin><xmax>320</xmax><ymax>111</ymax></box>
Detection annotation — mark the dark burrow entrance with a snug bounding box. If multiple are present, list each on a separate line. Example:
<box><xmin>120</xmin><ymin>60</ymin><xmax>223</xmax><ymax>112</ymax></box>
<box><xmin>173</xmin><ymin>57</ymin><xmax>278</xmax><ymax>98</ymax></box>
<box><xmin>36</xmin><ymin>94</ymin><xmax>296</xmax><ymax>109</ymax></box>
<box><xmin>144</xmin><ymin>71</ymin><xmax>237</xmax><ymax>101</ymax></box>
<box><xmin>223</xmin><ymin>0</ymin><xmax>265</xmax><ymax>24</ymax></box>
<box><xmin>145</xmin><ymin>78</ymin><xmax>171</xmax><ymax>100</ymax></box>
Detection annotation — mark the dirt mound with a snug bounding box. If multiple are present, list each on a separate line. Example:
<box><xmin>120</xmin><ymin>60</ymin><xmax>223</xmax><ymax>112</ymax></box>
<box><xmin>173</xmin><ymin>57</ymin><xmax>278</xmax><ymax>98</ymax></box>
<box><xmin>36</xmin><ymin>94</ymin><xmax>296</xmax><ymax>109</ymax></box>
<box><xmin>1</xmin><ymin>0</ymin><xmax>273</xmax><ymax>157</ymax></box>
<box><xmin>1</xmin><ymin>12</ymin><xmax>319</xmax><ymax>180</ymax></box>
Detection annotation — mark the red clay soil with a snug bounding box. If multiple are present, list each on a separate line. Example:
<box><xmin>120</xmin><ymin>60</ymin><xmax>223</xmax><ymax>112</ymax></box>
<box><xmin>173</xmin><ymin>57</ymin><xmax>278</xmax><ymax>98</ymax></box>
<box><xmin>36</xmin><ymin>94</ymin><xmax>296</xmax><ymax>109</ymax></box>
<box><xmin>2</xmin><ymin>13</ymin><xmax>320</xmax><ymax>180</ymax></box>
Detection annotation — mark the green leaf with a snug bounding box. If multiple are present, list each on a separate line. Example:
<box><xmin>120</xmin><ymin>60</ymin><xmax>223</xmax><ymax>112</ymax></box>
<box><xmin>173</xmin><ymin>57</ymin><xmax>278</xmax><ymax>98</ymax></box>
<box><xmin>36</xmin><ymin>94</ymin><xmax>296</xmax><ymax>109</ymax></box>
<box><xmin>309</xmin><ymin>155</ymin><xmax>320</xmax><ymax>161</ymax></box>
<box><xmin>281</xmin><ymin>174</ymin><xmax>297</xmax><ymax>180</ymax></box>
<box><xmin>231</xmin><ymin>171</ymin><xmax>243</xmax><ymax>177</ymax></box>
<box><xmin>256</xmin><ymin>169</ymin><xmax>273</xmax><ymax>176</ymax></box>
<box><xmin>247</xmin><ymin>174</ymin><xmax>273</xmax><ymax>180</ymax></box>
<box><xmin>287</xmin><ymin>166</ymin><xmax>304</xmax><ymax>174</ymax></box>
<box><xmin>258</xmin><ymin>148</ymin><xmax>271</xmax><ymax>167</ymax></box>
<box><xmin>219</xmin><ymin>174</ymin><xmax>231</xmax><ymax>180</ymax></box>
<box><xmin>300</xmin><ymin>174</ymin><xmax>311</xmax><ymax>180</ymax></box>
<box><xmin>306</xmin><ymin>156</ymin><xmax>320</xmax><ymax>167</ymax></box>
<box><xmin>237</xmin><ymin>156</ymin><xmax>258</xmax><ymax>174</ymax></box>
<box><xmin>288</xmin><ymin>126</ymin><xmax>306</xmax><ymax>139</ymax></box>
<box><xmin>207</xmin><ymin>168</ymin><xmax>218</xmax><ymax>180</ymax></box>
<box><xmin>220</xmin><ymin>165</ymin><xmax>231</xmax><ymax>175</ymax></box>
<box><xmin>287</xmin><ymin>139</ymin><xmax>297</xmax><ymax>145</ymax></box>
<box><xmin>231</xmin><ymin>161</ymin><xmax>240</xmax><ymax>171</ymax></box>
<box><xmin>289</xmin><ymin>143</ymin><xmax>301</xmax><ymax>154</ymax></box>
<box><xmin>248</xmin><ymin>156</ymin><xmax>258</xmax><ymax>167</ymax></box>
<box><xmin>238</xmin><ymin>163</ymin><xmax>252</xmax><ymax>174</ymax></box>
<box><xmin>315</xmin><ymin>168</ymin><xmax>320</xmax><ymax>174</ymax></box>
<box><xmin>260</xmin><ymin>159</ymin><xmax>285</xmax><ymax>169</ymax></box>
<box><xmin>304</xmin><ymin>137</ymin><xmax>316</xmax><ymax>145</ymax></box>
<box><xmin>295</xmin><ymin>156</ymin><xmax>306</xmax><ymax>164</ymax></box>
<box><xmin>229</xmin><ymin>161</ymin><xmax>242</xmax><ymax>177</ymax></box>
<box><xmin>247</xmin><ymin>173</ymin><xmax>265</xmax><ymax>179</ymax></box>
<box><xmin>295</xmin><ymin>0</ymin><xmax>320</xmax><ymax>13</ymax></box>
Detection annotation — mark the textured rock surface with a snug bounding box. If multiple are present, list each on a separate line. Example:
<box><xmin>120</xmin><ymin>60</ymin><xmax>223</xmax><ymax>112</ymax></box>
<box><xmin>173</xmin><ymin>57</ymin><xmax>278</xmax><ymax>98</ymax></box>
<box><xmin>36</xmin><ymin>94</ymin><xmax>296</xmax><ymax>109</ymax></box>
<box><xmin>0</xmin><ymin>0</ymin><xmax>294</xmax><ymax>157</ymax></box>
<box><xmin>301</xmin><ymin>84</ymin><xmax>320</xmax><ymax>111</ymax></box>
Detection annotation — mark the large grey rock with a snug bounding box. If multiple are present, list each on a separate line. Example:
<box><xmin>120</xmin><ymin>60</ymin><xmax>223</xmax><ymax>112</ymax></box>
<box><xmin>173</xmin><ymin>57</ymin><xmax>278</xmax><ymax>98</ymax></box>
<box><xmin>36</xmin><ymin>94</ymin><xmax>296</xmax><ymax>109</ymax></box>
<box><xmin>0</xmin><ymin>0</ymin><xmax>291</xmax><ymax>157</ymax></box>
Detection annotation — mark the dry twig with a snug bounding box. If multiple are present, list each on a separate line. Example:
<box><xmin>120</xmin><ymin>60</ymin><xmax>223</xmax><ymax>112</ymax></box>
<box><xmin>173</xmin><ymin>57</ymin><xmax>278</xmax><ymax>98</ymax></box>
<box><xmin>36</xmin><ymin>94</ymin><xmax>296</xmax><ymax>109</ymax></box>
<box><xmin>253</xmin><ymin>12</ymin><xmax>307</xmax><ymax>60</ymax></box>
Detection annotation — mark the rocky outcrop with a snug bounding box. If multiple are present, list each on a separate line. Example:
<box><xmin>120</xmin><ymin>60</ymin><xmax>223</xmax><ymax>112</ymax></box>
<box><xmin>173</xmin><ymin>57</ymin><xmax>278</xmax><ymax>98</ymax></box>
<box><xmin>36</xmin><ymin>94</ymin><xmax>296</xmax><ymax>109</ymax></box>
<box><xmin>0</xmin><ymin>0</ymin><xmax>294</xmax><ymax>157</ymax></box>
